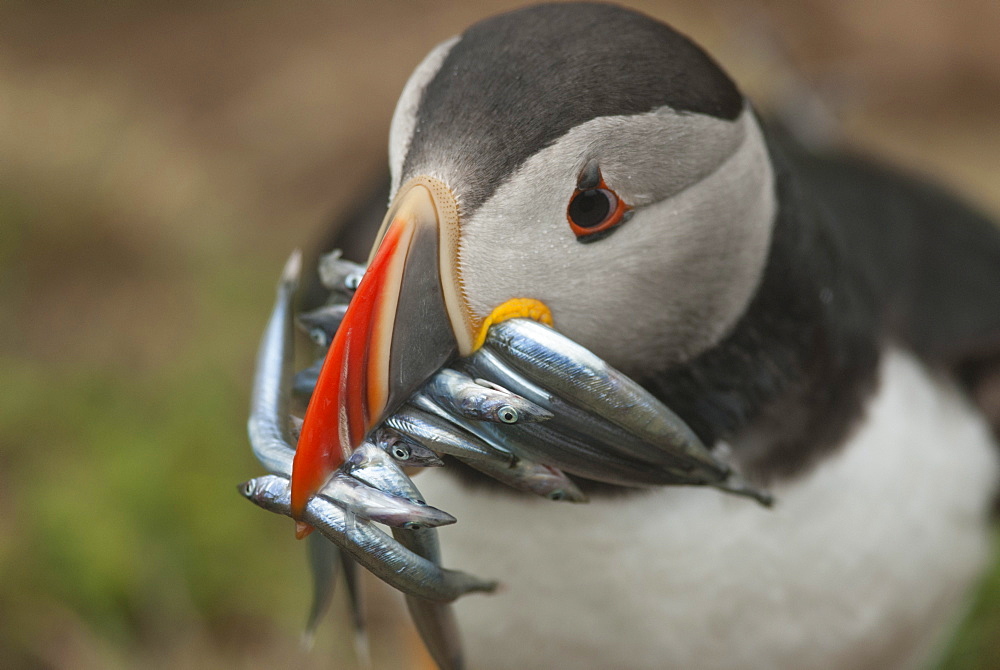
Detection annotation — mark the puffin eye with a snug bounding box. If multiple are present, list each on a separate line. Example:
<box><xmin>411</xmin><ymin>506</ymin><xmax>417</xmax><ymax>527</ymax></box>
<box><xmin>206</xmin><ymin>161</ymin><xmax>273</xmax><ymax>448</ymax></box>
<box><xmin>568</xmin><ymin>189</ymin><xmax>616</xmax><ymax>228</ymax></box>
<box><xmin>566</xmin><ymin>168</ymin><xmax>631</xmax><ymax>240</ymax></box>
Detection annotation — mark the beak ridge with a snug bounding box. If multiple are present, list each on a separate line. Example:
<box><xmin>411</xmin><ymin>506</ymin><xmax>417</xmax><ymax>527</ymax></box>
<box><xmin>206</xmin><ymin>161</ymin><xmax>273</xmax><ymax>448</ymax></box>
<box><xmin>290</xmin><ymin>178</ymin><xmax>468</xmax><ymax>520</ymax></box>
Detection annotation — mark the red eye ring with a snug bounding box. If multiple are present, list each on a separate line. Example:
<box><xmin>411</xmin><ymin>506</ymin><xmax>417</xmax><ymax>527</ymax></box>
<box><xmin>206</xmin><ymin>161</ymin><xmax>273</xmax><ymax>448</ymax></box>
<box><xmin>566</xmin><ymin>176</ymin><xmax>632</xmax><ymax>239</ymax></box>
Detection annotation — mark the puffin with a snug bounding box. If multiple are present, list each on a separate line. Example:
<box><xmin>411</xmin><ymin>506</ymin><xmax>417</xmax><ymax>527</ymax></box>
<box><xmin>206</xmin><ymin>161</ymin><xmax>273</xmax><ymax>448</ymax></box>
<box><xmin>293</xmin><ymin>3</ymin><xmax>1000</xmax><ymax>668</ymax></box>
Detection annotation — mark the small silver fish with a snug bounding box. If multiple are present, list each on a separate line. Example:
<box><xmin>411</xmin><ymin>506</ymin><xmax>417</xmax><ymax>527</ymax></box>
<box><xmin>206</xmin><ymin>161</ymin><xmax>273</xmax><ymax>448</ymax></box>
<box><xmin>301</xmin><ymin>541</ymin><xmax>375</xmax><ymax>666</ymax></box>
<box><xmin>319</xmin><ymin>472</ymin><xmax>456</xmax><ymax>529</ymax></box>
<box><xmin>303</xmin><ymin>533</ymin><xmax>340</xmax><ymax>648</ymax></box>
<box><xmin>484</xmin><ymin>319</ymin><xmax>730</xmax><ymax>477</ymax></box>
<box><xmin>481</xmin><ymin>319</ymin><xmax>772</xmax><ymax>504</ymax></box>
<box><xmin>407</xmin><ymin>393</ymin><xmax>588</xmax><ymax>500</ymax></box>
<box><xmin>289</xmin><ymin>414</ymin><xmax>304</xmax><ymax>440</ymax></box>
<box><xmin>460</xmin><ymin>449</ymin><xmax>588</xmax><ymax>503</ymax></box>
<box><xmin>317</xmin><ymin>249</ymin><xmax>366</xmax><ymax>294</ymax></box>
<box><xmin>373</xmin><ymin>427</ymin><xmax>445</xmax><ymax>468</ymax></box>
<box><xmin>386</xmin><ymin>402</ymin><xmax>514</xmax><ymax>465</ymax></box>
<box><xmin>423</xmin><ymin>368</ymin><xmax>552</xmax><ymax>424</ymax></box>
<box><xmin>247</xmin><ymin>251</ymin><xmax>300</xmax><ymax>477</ymax></box>
<box><xmin>296</xmin><ymin>303</ymin><xmax>349</xmax><ymax>349</ymax></box>
<box><xmin>341</xmin><ymin>554</ymin><xmax>372</xmax><ymax>668</ymax></box>
<box><xmin>463</xmin><ymin>348</ymin><xmax>719</xmax><ymax>482</ymax></box>
<box><xmin>394</xmin><ymin>525</ymin><xmax>464</xmax><ymax>670</ymax></box>
<box><xmin>386</xmin><ymin>472</ymin><xmax>464</xmax><ymax>670</ymax></box>
<box><xmin>498</xmin><ymin>420</ymin><xmax>710</xmax><ymax>487</ymax></box>
<box><xmin>292</xmin><ymin>357</ymin><xmax>324</xmax><ymax>399</ymax></box>
<box><xmin>403</xmin><ymin>593</ymin><xmax>463</xmax><ymax>670</ymax></box>
<box><xmin>240</xmin><ymin>475</ymin><xmax>497</xmax><ymax>602</ymax></box>
<box><xmin>345</xmin><ymin>442</ymin><xmax>426</xmax><ymax>503</ymax></box>
<box><xmin>417</xmin><ymin>383</ymin><xmax>664</xmax><ymax>490</ymax></box>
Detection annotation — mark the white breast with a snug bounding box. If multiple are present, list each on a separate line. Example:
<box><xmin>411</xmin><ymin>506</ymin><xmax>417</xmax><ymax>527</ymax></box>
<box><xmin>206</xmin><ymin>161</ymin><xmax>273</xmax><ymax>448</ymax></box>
<box><xmin>411</xmin><ymin>349</ymin><xmax>999</xmax><ymax>669</ymax></box>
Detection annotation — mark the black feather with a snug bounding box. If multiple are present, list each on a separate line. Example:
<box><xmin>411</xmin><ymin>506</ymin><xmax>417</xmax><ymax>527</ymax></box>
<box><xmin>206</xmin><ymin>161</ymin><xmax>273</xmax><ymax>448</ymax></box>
<box><xmin>402</xmin><ymin>2</ymin><xmax>742</xmax><ymax>216</ymax></box>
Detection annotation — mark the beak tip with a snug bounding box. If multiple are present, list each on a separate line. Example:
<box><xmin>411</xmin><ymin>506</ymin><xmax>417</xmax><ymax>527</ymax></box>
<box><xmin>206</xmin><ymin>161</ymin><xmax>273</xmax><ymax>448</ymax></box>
<box><xmin>294</xmin><ymin>521</ymin><xmax>313</xmax><ymax>540</ymax></box>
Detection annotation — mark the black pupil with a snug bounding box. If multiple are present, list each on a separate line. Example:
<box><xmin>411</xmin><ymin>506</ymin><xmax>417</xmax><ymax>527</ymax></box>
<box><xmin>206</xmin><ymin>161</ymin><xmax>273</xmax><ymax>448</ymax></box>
<box><xmin>569</xmin><ymin>189</ymin><xmax>612</xmax><ymax>228</ymax></box>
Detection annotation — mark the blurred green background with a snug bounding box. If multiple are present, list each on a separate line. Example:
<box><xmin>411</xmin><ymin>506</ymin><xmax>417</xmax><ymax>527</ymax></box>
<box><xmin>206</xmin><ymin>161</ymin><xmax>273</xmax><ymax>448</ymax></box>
<box><xmin>1</xmin><ymin>1</ymin><xmax>998</xmax><ymax>668</ymax></box>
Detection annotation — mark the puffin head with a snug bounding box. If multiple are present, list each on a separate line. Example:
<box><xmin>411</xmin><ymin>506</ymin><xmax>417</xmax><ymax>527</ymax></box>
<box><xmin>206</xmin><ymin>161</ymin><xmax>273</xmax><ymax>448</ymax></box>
<box><xmin>290</xmin><ymin>2</ymin><xmax>777</xmax><ymax>521</ymax></box>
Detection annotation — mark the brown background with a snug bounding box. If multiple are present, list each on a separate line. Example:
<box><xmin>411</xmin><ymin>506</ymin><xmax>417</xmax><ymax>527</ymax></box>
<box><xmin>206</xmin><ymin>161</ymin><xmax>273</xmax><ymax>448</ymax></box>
<box><xmin>0</xmin><ymin>1</ymin><xmax>997</xmax><ymax>668</ymax></box>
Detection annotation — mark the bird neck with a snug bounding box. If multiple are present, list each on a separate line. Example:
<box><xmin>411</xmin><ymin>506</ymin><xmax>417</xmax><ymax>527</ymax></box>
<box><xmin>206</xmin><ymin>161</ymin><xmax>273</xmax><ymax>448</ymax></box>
<box><xmin>636</xmin><ymin>139</ymin><xmax>883</xmax><ymax>485</ymax></box>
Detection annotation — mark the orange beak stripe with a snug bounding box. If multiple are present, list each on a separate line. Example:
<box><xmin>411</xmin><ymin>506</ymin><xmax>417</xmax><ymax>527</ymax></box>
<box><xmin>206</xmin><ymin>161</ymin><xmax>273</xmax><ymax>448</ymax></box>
<box><xmin>290</xmin><ymin>220</ymin><xmax>412</xmax><ymax>525</ymax></box>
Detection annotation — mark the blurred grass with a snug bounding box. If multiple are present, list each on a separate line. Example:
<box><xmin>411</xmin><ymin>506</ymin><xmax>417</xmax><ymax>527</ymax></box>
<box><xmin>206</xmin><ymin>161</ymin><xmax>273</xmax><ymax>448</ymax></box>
<box><xmin>0</xmin><ymin>194</ymin><xmax>315</xmax><ymax>667</ymax></box>
<box><xmin>0</xmin><ymin>180</ymin><xmax>420</xmax><ymax>667</ymax></box>
<box><xmin>945</xmin><ymin>532</ymin><xmax>1000</xmax><ymax>669</ymax></box>
<box><xmin>0</xmin><ymin>1</ymin><xmax>997</xmax><ymax>668</ymax></box>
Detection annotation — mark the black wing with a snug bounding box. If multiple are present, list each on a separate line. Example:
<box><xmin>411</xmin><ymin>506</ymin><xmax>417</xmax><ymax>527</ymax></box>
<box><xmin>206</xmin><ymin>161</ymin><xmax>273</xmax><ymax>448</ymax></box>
<box><xmin>781</xmin><ymin>132</ymin><xmax>1000</xmax><ymax>429</ymax></box>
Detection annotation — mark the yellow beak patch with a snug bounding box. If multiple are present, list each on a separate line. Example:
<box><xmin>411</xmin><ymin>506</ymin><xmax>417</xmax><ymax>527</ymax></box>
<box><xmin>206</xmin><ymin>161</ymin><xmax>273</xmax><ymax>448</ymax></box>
<box><xmin>472</xmin><ymin>298</ymin><xmax>554</xmax><ymax>351</ymax></box>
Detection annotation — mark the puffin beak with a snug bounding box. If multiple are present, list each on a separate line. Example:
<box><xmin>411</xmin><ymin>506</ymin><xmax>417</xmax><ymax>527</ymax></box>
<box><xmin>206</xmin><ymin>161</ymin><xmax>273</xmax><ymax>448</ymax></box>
<box><xmin>290</xmin><ymin>177</ymin><xmax>475</xmax><ymax>531</ymax></box>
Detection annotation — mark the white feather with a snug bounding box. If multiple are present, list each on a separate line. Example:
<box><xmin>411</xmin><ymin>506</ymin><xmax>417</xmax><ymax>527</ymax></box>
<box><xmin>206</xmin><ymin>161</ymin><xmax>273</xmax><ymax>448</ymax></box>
<box><xmin>411</xmin><ymin>349</ymin><xmax>999</xmax><ymax>669</ymax></box>
<box><xmin>388</xmin><ymin>35</ymin><xmax>459</xmax><ymax>197</ymax></box>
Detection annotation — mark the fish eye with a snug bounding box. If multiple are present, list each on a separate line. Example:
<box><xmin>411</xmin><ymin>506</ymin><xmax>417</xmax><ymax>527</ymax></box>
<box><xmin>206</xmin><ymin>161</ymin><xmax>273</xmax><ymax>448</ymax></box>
<box><xmin>344</xmin><ymin>272</ymin><xmax>363</xmax><ymax>291</ymax></box>
<box><xmin>414</xmin><ymin>498</ymin><xmax>426</xmax><ymax>506</ymax></box>
<box><xmin>392</xmin><ymin>444</ymin><xmax>411</xmax><ymax>460</ymax></box>
<box><xmin>242</xmin><ymin>482</ymin><xmax>254</xmax><ymax>496</ymax></box>
<box><xmin>497</xmin><ymin>405</ymin><xmax>519</xmax><ymax>424</ymax></box>
<box><xmin>403</xmin><ymin>521</ymin><xmax>424</xmax><ymax>530</ymax></box>
<box><xmin>547</xmin><ymin>490</ymin><xmax>565</xmax><ymax>501</ymax></box>
<box><xmin>310</xmin><ymin>328</ymin><xmax>328</xmax><ymax>346</ymax></box>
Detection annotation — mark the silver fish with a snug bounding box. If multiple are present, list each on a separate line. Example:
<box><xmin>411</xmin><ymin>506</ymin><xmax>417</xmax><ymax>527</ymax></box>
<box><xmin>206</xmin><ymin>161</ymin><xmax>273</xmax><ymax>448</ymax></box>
<box><xmin>461</xmin><ymin>450</ymin><xmax>588</xmax><ymax>502</ymax></box>
<box><xmin>484</xmin><ymin>319</ymin><xmax>730</xmax><ymax>477</ymax></box>
<box><xmin>403</xmin><ymin>590</ymin><xmax>463</xmax><ymax>670</ymax></box>
<box><xmin>417</xmin><ymin>387</ymin><xmax>669</xmax><ymax>489</ymax></box>
<box><xmin>289</xmin><ymin>414</ymin><xmax>304</xmax><ymax>441</ymax></box>
<box><xmin>292</xmin><ymin>357</ymin><xmax>324</xmax><ymax>399</ymax></box>
<box><xmin>296</xmin><ymin>303</ymin><xmax>348</xmax><ymax>349</ymax></box>
<box><xmin>298</xmin><ymin>425</ymin><xmax>443</xmax><ymax>472</ymax></box>
<box><xmin>390</xmin><ymin>472</ymin><xmax>464</xmax><ymax>670</ymax></box>
<box><xmin>403</xmin><ymin>387</ymin><xmax>587</xmax><ymax>499</ymax></box>
<box><xmin>410</xmin><ymin>395</ymin><xmax>587</xmax><ymax>501</ymax></box>
<box><xmin>340</xmin><ymin>552</ymin><xmax>369</xmax><ymax>659</ymax></box>
<box><xmin>240</xmin><ymin>475</ymin><xmax>497</xmax><ymax>602</ymax></box>
<box><xmin>246</xmin><ymin>251</ymin><xmax>300</xmax><ymax>476</ymax></box>
<box><xmin>498</xmin><ymin>420</ymin><xmax>718</xmax><ymax>487</ymax></box>
<box><xmin>317</xmin><ymin>248</ymin><xmax>366</xmax><ymax>294</ymax></box>
<box><xmin>386</xmin><ymin>402</ymin><xmax>514</xmax><ymax>465</ymax></box>
<box><xmin>423</xmin><ymin>368</ymin><xmax>552</xmax><ymax>424</ymax></box>
<box><xmin>479</xmin><ymin>320</ymin><xmax>772</xmax><ymax>504</ymax></box>
<box><xmin>394</xmin><ymin>525</ymin><xmax>465</xmax><ymax>670</ymax></box>
<box><xmin>343</xmin><ymin>443</ymin><xmax>464</xmax><ymax>667</ymax></box>
<box><xmin>301</xmin><ymin>540</ymin><xmax>376</xmax><ymax>666</ymax></box>
<box><xmin>303</xmin><ymin>533</ymin><xmax>340</xmax><ymax>648</ymax></box>
<box><xmin>319</xmin><ymin>472</ymin><xmax>456</xmax><ymax>529</ymax></box>
<box><xmin>373</xmin><ymin>427</ymin><xmax>445</xmax><ymax>468</ymax></box>
<box><xmin>345</xmin><ymin>442</ymin><xmax>426</xmax><ymax>503</ymax></box>
<box><xmin>463</xmin><ymin>348</ymin><xmax>722</xmax><ymax>482</ymax></box>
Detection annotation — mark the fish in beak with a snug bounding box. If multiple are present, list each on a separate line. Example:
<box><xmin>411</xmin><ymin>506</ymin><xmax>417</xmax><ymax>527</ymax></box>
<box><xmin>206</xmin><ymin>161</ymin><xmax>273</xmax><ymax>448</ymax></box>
<box><xmin>290</xmin><ymin>177</ymin><xmax>477</xmax><ymax>532</ymax></box>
